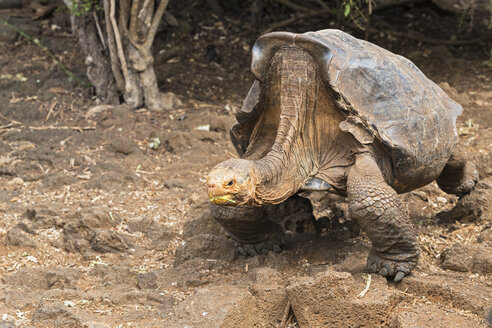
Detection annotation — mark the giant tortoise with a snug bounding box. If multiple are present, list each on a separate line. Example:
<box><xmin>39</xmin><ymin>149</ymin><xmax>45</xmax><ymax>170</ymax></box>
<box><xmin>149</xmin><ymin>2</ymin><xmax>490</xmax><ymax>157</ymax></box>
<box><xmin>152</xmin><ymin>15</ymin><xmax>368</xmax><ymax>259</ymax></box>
<box><xmin>206</xmin><ymin>29</ymin><xmax>478</xmax><ymax>281</ymax></box>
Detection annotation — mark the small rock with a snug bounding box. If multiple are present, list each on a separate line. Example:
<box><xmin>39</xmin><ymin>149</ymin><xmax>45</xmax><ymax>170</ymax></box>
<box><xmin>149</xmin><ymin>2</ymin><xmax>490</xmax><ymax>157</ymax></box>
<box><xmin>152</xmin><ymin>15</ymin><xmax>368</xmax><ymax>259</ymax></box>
<box><xmin>108</xmin><ymin>137</ymin><xmax>141</xmax><ymax>155</ymax></box>
<box><xmin>88</xmin><ymin>265</ymin><xmax>136</xmax><ymax>289</ymax></box>
<box><xmin>3</xmin><ymin>268</ymin><xmax>80</xmax><ymax>290</ymax></box>
<box><xmin>7</xmin><ymin>177</ymin><xmax>24</xmax><ymax>186</ymax></box>
<box><xmin>42</xmin><ymin>173</ymin><xmax>77</xmax><ymax>188</ymax></box>
<box><xmin>251</xmin><ymin>268</ymin><xmax>288</xmax><ymax>323</ymax></box>
<box><xmin>441</xmin><ymin>244</ymin><xmax>492</xmax><ymax>274</ymax></box>
<box><xmin>160</xmin><ymin>131</ymin><xmax>194</xmax><ymax>154</ymax></box>
<box><xmin>90</xmin><ymin>229</ymin><xmax>130</xmax><ymax>253</ymax></box>
<box><xmin>62</xmin><ymin>209</ymin><xmax>121</xmax><ymax>254</ymax></box>
<box><xmin>32</xmin><ymin>304</ymin><xmax>87</xmax><ymax>327</ymax></box>
<box><xmin>137</xmin><ymin>271</ymin><xmax>158</xmax><ymax>290</ymax></box>
<box><xmin>391</xmin><ymin>304</ymin><xmax>485</xmax><ymax>328</ymax></box>
<box><xmin>161</xmin><ymin>92</ymin><xmax>183</xmax><ymax>111</ymax></box>
<box><xmin>287</xmin><ymin>270</ymin><xmax>403</xmax><ymax>327</ymax></box>
<box><xmin>4</xmin><ymin>225</ymin><xmax>37</xmax><ymax>248</ymax></box>
<box><xmin>398</xmin><ymin>275</ymin><xmax>492</xmax><ymax>316</ymax></box>
<box><xmin>162</xmin><ymin>284</ymin><xmax>259</xmax><ymax>327</ymax></box>
<box><xmin>126</xmin><ymin>217</ymin><xmax>177</xmax><ymax>251</ymax></box>
<box><xmin>436</xmin><ymin>196</ymin><xmax>447</xmax><ymax>204</ymax></box>
<box><xmin>182</xmin><ymin>211</ymin><xmax>224</xmax><ymax>239</ymax></box>
<box><xmin>85</xmin><ymin>104</ymin><xmax>114</xmax><ymax>119</ymax></box>
<box><xmin>20</xmin><ymin>207</ymin><xmax>62</xmax><ymax>230</ymax></box>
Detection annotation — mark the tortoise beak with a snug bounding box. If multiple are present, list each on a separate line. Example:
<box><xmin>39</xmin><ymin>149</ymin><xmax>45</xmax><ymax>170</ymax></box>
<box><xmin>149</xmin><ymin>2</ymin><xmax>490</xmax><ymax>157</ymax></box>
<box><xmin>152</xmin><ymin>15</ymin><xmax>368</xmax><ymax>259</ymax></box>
<box><xmin>209</xmin><ymin>194</ymin><xmax>236</xmax><ymax>205</ymax></box>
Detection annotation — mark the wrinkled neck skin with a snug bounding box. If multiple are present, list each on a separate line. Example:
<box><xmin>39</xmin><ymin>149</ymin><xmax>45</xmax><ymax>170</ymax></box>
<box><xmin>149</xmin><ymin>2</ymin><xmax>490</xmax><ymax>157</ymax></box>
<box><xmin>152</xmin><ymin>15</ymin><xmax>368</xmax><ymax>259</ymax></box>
<box><xmin>244</xmin><ymin>47</ymin><xmax>323</xmax><ymax>205</ymax></box>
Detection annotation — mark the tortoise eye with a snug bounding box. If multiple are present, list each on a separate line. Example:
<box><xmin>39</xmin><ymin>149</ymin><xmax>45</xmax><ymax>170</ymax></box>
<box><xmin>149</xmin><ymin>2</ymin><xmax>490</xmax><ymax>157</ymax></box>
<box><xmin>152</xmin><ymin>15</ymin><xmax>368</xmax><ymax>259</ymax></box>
<box><xmin>226</xmin><ymin>180</ymin><xmax>234</xmax><ymax>186</ymax></box>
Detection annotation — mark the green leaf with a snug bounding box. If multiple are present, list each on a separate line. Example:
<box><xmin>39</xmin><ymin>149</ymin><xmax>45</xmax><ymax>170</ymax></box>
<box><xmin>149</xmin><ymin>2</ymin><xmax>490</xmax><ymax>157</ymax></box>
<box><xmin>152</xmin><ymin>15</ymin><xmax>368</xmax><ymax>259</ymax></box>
<box><xmin>344</xmin><ymin>3</ymin><xmax>350</xmax><ymax>17</ymax></box>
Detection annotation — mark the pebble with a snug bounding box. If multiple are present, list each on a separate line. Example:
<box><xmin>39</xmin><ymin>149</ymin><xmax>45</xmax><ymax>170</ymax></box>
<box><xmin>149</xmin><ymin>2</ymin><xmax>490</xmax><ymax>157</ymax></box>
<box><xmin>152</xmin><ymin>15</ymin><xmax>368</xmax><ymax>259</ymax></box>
<box><xmin>436</xmin><ymin>196</ymin><xmax>447</xmax><ymax>204</ymax></box>
<box><xmin>7</xmin><ymin>177</ymin><xmax>24</xmax><ymax>185</ymax></box>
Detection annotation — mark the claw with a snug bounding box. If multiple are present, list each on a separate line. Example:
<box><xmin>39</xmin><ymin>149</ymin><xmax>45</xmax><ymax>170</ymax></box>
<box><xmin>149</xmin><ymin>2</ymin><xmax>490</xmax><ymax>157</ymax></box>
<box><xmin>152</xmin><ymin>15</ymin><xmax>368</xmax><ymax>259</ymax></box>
<box><xmin>378</xmin><ymin>267</ymin><xmax>388</xmax><ymax>276</ymax></box>
<box><xmin>394</xmin><ymin>271</ymin><xmax>405</xmax><ymax>282</ymax></box>
<box><xmin>368</xmin><ymin>262</ymin><xmax>378</xmax><ymax>273</ymax></box>
<box><xmin>237</xmin><ymin>246</ymin><xmax>247</xmax><ymax>257</ymax></box>
<box><xmin>247</xmin><ymin>248</ymin><xmax>258</xmax><ymax>257</ymax></box>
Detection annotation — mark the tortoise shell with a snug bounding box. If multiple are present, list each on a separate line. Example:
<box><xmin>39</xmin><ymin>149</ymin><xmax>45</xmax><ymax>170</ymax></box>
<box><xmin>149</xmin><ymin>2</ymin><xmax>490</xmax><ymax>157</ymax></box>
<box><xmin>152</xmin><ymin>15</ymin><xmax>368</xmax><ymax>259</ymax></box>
<box><xmin>231</xmin><ymin>29</ymin><xmax>462</xmax><ymax>192</ymax></box>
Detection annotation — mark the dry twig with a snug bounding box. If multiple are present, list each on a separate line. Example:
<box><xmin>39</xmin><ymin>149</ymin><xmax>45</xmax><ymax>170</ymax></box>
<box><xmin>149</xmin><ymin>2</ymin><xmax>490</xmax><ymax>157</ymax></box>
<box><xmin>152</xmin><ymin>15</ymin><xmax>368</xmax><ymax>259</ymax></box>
<box><xmin>357</xmin><ymin>274</ymin><xmax>372</xmax><ymax>298</ymax></box>
<box><xmin>45</xmin><ymin>102</ymin><xmax>57</xmax><ymax>121</ymax></box>
<box><xmin>279</xmin><ymin>300</ymin><xmax>291</xmax><ymax>328</ymax></box>
<box><xmin>93</xmin><ymin>11</ymin><xmax>107</xmax><ymax>50</ymax></box>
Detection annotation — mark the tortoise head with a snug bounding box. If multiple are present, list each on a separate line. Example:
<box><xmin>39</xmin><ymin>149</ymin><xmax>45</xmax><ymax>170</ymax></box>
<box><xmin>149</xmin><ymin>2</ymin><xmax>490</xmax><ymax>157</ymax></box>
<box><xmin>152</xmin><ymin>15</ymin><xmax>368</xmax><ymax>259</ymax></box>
<box><xmin>206</xmin><ymin>159</ymin><xmax>257</xmax><ymax>206</ymax></box>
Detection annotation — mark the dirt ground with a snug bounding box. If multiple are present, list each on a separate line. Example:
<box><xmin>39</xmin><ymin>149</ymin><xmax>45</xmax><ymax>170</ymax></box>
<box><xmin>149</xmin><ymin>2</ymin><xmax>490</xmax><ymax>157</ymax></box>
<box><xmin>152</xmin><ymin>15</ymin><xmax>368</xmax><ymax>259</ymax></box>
<box><xmin>0</xmin><ymin>2</ymin><xmax>491</xmax><ymax>327</ymax></box>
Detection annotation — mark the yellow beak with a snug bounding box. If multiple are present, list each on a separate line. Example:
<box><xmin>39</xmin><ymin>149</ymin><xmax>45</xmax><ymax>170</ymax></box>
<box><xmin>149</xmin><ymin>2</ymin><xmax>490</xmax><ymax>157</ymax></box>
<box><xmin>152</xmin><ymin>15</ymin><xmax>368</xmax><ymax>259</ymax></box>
<box><xmin>209</xmin><ymin>194</ymin><xmax>236</xmax><ymax>204</ymax></box>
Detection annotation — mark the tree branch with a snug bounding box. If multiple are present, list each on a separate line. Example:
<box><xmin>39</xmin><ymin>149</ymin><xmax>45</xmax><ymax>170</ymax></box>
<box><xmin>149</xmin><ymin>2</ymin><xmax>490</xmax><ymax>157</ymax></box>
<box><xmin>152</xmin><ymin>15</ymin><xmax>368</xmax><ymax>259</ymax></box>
<box><xmin>118</xmin><ymin>0</ymin><xmax>145</xmax><ymax>51</ymax></box>
<box><xmin>109</xmin><ymin>0</ymin><xmax>129</xmax><ymax>83</ymax></box>
<box><xmin>92</xmin><ymin>11</ymin><xmax>106</xmax><ymax>49</ymax></box>
<box><xmin>129</xmin><ymin>0</ymin><xmax>141</xmax><ymax>40</ymax></box>
<box><xmin>137</xmin><ymin>0</ymin><xmax>154</xmax><ymax>37</ymax></box>
<box><xmin>144</xmin><ymin>0</ymin><xmax>170</xmax><ymax>49</ymax></box>
<box><xmin>103</xmin><ymin>0</ymin><xmax>124</xmax><ymax>92</ymax></box>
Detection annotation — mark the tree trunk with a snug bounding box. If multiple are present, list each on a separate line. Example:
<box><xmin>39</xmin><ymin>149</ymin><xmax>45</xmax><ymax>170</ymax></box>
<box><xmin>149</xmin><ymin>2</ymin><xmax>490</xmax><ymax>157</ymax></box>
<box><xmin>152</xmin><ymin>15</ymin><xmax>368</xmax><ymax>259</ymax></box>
<box><xmin>68</xmin><ymin>0</ymin><xmax>171</xmax><ymax>111</ymax></box>
<box><xmin>70</xmin><ymin>12</ymin><xmax>119</xmax><ymax>104</ymax></box>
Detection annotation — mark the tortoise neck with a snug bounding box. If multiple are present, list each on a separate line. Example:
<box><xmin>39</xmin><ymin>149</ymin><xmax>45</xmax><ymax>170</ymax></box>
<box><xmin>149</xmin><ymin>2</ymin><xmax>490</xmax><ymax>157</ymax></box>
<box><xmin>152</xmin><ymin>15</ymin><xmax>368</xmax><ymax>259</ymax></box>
<box><xmin>252</xmin><ymin>47</ymin><xmax>318</xmax><ymax>204</ymax></box>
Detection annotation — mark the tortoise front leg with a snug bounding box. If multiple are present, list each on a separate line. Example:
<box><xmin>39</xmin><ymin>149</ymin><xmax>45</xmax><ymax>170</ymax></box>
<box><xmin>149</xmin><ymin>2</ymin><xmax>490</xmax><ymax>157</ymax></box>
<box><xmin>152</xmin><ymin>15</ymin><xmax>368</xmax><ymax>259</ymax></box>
<box><xmin>210</xmin><ymin>204</ymin><xmax>285</xmax><ymax>256</ymax></box>
<box><xmin>347</xmin><ymin>154</ymin><xmax>420</xmax><ymax>282</ymax></box>
<box><xmin>210</xmin><ymin>195</ymin><xmax>317</xmax><ymax>256</ymax></box>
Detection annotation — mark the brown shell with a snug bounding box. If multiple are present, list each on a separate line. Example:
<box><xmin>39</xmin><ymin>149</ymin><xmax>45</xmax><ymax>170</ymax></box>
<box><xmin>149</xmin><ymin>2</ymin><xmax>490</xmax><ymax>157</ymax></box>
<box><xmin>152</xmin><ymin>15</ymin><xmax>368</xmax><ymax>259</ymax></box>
<box><xmin>232</xmin><ymin>29</ymin><xmax>462</xmax><ymax>189</ymax></box>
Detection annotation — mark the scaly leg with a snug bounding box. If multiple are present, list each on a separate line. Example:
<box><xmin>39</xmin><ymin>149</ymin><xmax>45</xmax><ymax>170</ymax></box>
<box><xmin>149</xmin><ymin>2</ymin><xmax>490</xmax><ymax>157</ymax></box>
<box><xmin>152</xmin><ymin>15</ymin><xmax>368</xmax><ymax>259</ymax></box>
<box><xmin>210</xmin><ymin>195</ymin><xmax>316</xmax><ymax>256</ymax></box>
<box><xmin>347</xmin><ymin>154</ymin><xmax>420</xmax><ymax>282</ymax></box>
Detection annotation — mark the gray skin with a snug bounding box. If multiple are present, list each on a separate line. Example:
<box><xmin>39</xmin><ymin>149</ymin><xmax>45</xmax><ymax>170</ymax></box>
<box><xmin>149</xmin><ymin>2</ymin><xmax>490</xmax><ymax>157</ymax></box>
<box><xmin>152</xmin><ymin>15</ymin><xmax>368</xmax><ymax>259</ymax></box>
<box><xmin>206</xmin><ymin>30</ymin><xmax>479</xmax><ymax>282</ymax></box>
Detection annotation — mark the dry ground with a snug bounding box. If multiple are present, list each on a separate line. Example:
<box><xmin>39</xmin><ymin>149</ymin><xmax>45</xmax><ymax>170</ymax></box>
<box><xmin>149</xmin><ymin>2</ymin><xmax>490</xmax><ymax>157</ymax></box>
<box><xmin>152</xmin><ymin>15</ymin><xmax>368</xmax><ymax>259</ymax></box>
<box><xmin>0</xmin><ymin>2</ymin><xmax>491</xmax><ymax>327</ymax></box>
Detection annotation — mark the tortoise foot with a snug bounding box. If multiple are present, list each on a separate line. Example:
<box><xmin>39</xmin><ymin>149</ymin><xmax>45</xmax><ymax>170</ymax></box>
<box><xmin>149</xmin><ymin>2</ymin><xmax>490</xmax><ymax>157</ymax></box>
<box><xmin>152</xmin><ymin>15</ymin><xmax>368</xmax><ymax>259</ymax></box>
<box><xmin>233</xmin><ymin>224</ymin><xmax>286</xmax><ymax>257</ymax></box>
<box><xmin>235</xmin><ymin>239</ymin><xmax>283</xmax><ymax>257</ymax></box>
<box><xmin>366</xmin><ymin>250</ymin><xmax>417</xmax><ymax>282</ymax></box>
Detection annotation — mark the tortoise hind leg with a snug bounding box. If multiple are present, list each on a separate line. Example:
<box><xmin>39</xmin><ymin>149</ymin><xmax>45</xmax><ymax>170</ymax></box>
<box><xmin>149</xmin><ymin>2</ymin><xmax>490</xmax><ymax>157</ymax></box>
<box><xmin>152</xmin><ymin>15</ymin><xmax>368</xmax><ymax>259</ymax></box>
<box><xmin>266</xmin><ymin>194</ymin><xmax>318</xmax><ymax>235</ymax></box>
<box><xmin>436</xmin><ymin>145</ymin><xmax>479</xmax><ymax>196</ymax></box>
<box><xmin>210</xmin><ymin>195</ymin><xmax>317</xmax><ymax>256</ymax></box>
<box><xmin>347</xmin><ymin>154</ymin><xmax>420</xmax><ymax>282</ymax></box>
